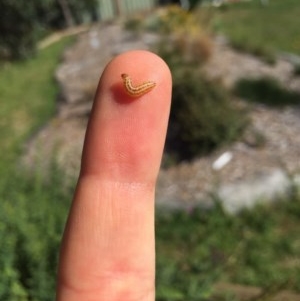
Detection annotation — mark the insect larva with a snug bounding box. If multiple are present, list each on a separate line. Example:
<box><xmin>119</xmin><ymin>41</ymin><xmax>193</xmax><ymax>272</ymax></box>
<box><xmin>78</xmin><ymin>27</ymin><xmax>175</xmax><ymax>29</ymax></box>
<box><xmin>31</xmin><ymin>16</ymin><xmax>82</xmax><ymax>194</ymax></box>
<box><xmin>121</xmin><ymin>73</ymin><xmax>156</xmax><ymax>97</ymax></box>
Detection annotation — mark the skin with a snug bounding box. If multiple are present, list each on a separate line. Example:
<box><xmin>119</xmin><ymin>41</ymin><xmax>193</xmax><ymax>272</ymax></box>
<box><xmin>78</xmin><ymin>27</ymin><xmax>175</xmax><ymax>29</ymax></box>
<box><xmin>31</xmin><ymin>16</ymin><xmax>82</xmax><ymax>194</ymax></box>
<box><xmin>56</xmin><ymin>50</ymin><xmax>172</xmax><ymax>301</ymax></box>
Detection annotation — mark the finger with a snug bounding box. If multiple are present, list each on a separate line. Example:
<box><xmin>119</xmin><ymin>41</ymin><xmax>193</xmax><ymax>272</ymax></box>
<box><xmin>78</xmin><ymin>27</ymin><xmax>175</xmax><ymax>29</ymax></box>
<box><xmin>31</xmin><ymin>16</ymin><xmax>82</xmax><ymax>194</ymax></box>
<box><xmin>56</xmin><ymin>50</ymin><xmax>172</xmax><ymax>301</ymax></box>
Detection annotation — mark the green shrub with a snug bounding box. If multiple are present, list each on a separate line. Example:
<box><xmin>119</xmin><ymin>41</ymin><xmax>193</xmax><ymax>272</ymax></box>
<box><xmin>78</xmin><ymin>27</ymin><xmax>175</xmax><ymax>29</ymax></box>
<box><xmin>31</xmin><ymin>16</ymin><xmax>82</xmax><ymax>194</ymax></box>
<box><xmin>158</xmin><ymin>36</ymin><xmax>247</xmax><ymax>162</ymax></box>
<box><xmin>123</xmin><ymin>16</ymin><xmax>144</xmax><ymax>34</ymax></box>
<box><xmin>165</xmin><ymin>68</ymin><xmax>247</xmax><ymax>161</ymax></box>
<box><xmin>148</xmin><ymin>5</ymin><xmax>195</xmax><ymax>34</ymax></box>
<box><xmin>0</xmin><ymin>166</ymin><xmax>71</xmax><ymax>301</ymax></box>
<box><xmin>156</xmin><ymin>208</ymin><xmax>226</xmax><ymax>301</ymax></box>
<box><xmin>0</xmin><ymin>1</ymin><xmax>38</xmax><ymax>60</ymax></box>
<box><xmin>155</xmin><ymin>191</ymin><xmax>300</xmax><ymax>300</ymax></box>
<box><xmin>188</xmin><ymin>0</ymin><xmax>204</xmax><ymax>11</ymax></box>
<box><xmin>0</xmin><ymin>0</ymin><xmax>97</xmax><ymax>60</ymax></box>
<box><xmin>152</xmin><ymin>11</ymin><xmax>247</xmax><ymax>162</ymax></box>
<box><xmin>145</xmin><ymin>5</ymin><xmax>211</xmax><ymax>40</ymax></box>
<box><xmin>0</xmin><ymin>33</ymin><xmax>73</xmax><ymax>300</ymax></box>
<box><xmin>294</xmin><ymin>63</ymin><xmax>300</xmax><ymax>76</ymax></box>
<box><xmin>234</xmin><ymin>77</ymin><xmax>300</xmax><ymax>107</ymax></box>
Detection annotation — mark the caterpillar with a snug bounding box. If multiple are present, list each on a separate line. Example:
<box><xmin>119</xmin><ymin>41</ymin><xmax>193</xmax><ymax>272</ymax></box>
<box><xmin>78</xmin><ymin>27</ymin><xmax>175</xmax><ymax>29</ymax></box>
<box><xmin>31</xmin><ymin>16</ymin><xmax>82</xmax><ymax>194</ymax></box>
<box><xmin>121</xmin><ymin>73</ymin><xmax>156</xmax><ymax>97</ymax></box>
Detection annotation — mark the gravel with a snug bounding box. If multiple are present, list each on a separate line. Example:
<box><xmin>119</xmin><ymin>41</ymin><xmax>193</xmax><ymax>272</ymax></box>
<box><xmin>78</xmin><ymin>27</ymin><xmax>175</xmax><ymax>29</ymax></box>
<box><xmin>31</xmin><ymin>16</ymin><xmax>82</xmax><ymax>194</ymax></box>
<box><xmin>23</xmin><ymin>22</ymin><xmax>300</xmax><ymax>213</ymax></box>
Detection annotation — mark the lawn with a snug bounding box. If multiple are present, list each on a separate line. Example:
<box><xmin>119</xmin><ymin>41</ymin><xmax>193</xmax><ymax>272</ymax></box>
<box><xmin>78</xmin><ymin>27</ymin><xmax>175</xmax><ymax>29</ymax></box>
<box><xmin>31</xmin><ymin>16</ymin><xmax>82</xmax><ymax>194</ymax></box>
<box><xmin>0</xmin><ymin>37</ymin><xmax>73</xmax><ymax>168</ymax></box>
<box><xmin>206</xmin><ymin>0</ymin><xmax>300</xmax><ymax>62</ymax></box>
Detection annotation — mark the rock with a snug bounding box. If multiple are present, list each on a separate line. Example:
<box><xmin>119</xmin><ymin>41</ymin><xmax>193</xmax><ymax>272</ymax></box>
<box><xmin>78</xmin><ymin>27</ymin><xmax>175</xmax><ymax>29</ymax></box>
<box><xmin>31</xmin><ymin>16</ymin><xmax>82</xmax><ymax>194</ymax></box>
<box><xmin>217</xmin><ymin>169</ymin><xmax>291</xmax><ymax>214</ymax></box>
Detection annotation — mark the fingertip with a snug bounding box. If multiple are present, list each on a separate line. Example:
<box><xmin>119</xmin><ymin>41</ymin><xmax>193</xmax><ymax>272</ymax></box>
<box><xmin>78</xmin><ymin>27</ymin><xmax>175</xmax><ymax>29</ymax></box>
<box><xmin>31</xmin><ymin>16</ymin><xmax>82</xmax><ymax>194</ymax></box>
<box><xmin>81</xmin><ymin>50</ymin><xmax>172</xmax><ymax>183</ymax></box>
<box><xmin>98</xmin><ymin>50</ymin><xmax>172</xmax><ymax>104</ymax></box>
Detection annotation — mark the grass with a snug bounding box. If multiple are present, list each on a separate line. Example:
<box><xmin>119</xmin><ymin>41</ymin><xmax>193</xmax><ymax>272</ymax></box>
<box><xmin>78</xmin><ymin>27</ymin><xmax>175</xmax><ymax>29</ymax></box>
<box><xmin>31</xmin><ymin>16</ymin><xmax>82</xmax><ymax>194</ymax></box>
<box><xmin>156</xmin><ymin>191</ymin><xmax>300</xmax><ymax>300</ymax></box>
<box><xmin>234</xmin><ymin>76</ymin><xmax>300</xmax><ymax>107</ymax></box>
<box><xmin>0</xmin><ymin>37</ymin><xmax>74</xmax><ymax>168</ymax></box>
<box><xmin>205</xmin><ymin>0</ymin><xmax>300</xmax><ymax>62</ymax></box>
<box><xmin>0</xmin><ymin>166</ymin><xmax>71</xmax><ymax>301</ymax></box>
<box><xmin>2</xmin><ymin>167</ymin><xmax>300</xmax><ymax>301</ymax></box>
<box><xmin>0</xmin><ymin>37</ymin><xmax>74</xmax><ymax>301</ymax></box>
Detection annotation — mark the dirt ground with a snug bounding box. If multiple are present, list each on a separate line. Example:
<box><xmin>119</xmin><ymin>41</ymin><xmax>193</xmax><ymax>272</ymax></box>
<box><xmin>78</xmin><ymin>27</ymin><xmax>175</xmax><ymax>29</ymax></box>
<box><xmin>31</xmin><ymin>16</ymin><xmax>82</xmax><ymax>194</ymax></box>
<box><xmin>23</xmin><ymin>21</ymin><xmax>300</xmax><ymax>212</ymax></box>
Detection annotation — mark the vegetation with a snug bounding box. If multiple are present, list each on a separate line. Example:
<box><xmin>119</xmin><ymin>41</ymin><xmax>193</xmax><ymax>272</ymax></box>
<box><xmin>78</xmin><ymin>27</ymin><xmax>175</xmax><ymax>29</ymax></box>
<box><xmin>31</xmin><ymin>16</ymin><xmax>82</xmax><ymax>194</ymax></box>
<box><xmin>206</xmin><ymin>0</ymin><xmax>300</xmax><ymax>62</ymax></box>
<box><xmin>165</xmin><ymin>66</ymin><xmax>247</xmax><ymax>161</ymax></box>
<box><xmin>0</xmin><ymin>37</ymin><xmax>74</xmax><ymax>300</ymax></box>
<box><xmin>2</xmin><ymin>166</ymin><xmax>300</xmax><ymax>301</ymax></box>
<box><xmin>0</xmin><ymin>167</ymin><xmax>71</xmax><ymax>301</ymax></box>
<box><xmin>0</xmin><ymin>0</ymin><xmax>97</xmax><ymax>60</ymax></box>
<box><xmin>0</xmin><ymin>37</ymin><xmax>74</xmax><ymax>168</ymax></box>
<box><xmin>1</xmin><ymin>2</ymin><xmax>300</xmax><ymax>300</ymax></box>
<box><xmin>293</xmin><ymin>63</ymin><xmax>300</xmax><ymax>76</ymax></box>
<box><xmin>234</xmin><ymin>77</ymin><xmax>300</xmax><ymax>107</ymax></box>
<box><xmin>126</xmin><ymin>5</ymin><xmax>248</xmax><ymax>163</ymax></box>
<box><xmin>156</xmin><ymin>191</ymin><xmax>300</xmax><ymax>300</ymax></box>
<box><xmin>158</xmin><ymin>20</ymin><xmax>247</xmax><ymax>162</ymax></box>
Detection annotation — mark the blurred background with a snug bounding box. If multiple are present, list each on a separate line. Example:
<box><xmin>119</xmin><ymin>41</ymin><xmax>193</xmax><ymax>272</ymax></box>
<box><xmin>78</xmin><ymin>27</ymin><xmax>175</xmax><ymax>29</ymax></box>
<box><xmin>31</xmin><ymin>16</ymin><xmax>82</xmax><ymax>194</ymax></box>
<box><xmin>0</xmin><ymin>0</ymin><xmax>300</xmax><ymax>300</ymax></box>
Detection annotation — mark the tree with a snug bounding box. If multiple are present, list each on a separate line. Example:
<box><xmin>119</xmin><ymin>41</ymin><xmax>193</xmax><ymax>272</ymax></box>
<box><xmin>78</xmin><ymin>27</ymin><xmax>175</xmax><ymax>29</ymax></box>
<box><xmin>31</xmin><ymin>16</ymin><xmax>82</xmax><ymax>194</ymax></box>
<box><xmin>0</xmin><ymin>1</ymin><xmax>38</xmax><ymax>59</ymax></box>
<box><xmin>0</xmin><ymin>0</ymin><xmax>98</xmax><ymax>61</ymax></box>
<box><xmin>56</xmin><ymin>0</ymin><xmax>75</xmax><ymax>27</ymax></box>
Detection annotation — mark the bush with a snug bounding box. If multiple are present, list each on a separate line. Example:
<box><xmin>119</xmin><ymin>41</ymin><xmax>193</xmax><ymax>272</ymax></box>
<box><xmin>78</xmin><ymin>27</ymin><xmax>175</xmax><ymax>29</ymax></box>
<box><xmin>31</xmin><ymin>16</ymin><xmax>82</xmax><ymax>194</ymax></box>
<box><xmin>0</xmin><ymin>0</ymin><xmax>97</xmax><ymax>60</ymax></box>
<box><xmin>234</xmin><ymin>77</ymin><xmax>300</xmax><ymax>107</ymax></box>
<box><xmin>0</xmin><ymin>1</ymin><xmax>38</xmax><ymax>60</ymax></box>
<box><xmin>149</xmin><ymin>5</ymin><xmax>247</xmax><ymax>163</ymax></box>
<box><xmin>0</xmin><ymin>166</ymin><xmax>71</xmax><ymax>301</ymax></box>
<box><xmin>146</xmin><ymin>5</ymin><xmax>207</xmax><ymax>36</ymax></box>
<box><xmin>155</xmin><ymin>208</ymin><xmax>225</xmax><ymax>301</ymax></box>
<box><xmin>124</xmin><ymin>16</ymin><xmax>144</xmax><ymax>34</ymax></box>
<box><xmin>146</xmin><ymin>6</ymin><xmax>213</xmax><ymax>66</ymax></box>
<box><xmin>293</xmin><ymin>63</ymin><xmax>300</xmax><ymax>76</ymax></box>
<box><xmin>156</xmin><ymin>39</ymin><xmax>247</xmax><ymax>162</ymax></box>
<box><xmin>165</xmin><ymin>68</ymin><xmax>247</xmax><ymax>161</ymax></box>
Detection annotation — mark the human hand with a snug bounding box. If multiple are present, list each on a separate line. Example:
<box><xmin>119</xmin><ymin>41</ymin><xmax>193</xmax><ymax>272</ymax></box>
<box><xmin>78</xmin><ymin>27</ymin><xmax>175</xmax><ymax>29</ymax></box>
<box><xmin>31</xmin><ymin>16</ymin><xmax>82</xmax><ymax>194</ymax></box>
<box><xmin>55</xmin><ymin>50</ymin><xmax>172</xmax><ymax>301</ymax></box>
